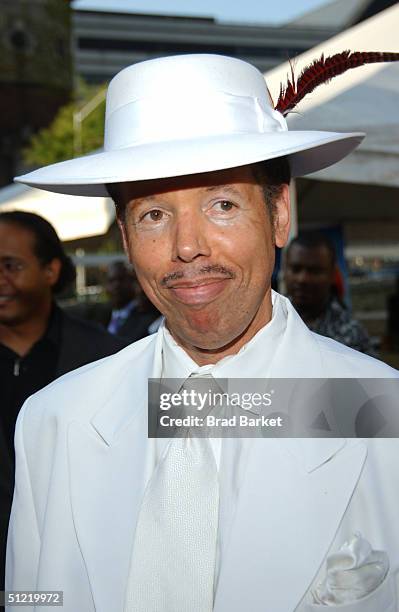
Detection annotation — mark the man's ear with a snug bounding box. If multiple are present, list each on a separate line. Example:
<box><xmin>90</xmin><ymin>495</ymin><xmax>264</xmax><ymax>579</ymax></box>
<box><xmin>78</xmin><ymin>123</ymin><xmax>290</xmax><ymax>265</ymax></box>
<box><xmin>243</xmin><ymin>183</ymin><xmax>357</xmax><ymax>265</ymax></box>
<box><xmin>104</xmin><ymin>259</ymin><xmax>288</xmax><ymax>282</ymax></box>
<box><xmin>274</xmin><ymin>183</ymin><xmax>291</xmax><ymax>248</ymax></box>
<box><xmin>45</xmin><ymin>258</ymin><xmax>62</xmax><ymax>287</ymax></box>
<box><xmin>117</xmin><ymin>216</ymin><xmax>133</xmax><ymax>263</ymax></box>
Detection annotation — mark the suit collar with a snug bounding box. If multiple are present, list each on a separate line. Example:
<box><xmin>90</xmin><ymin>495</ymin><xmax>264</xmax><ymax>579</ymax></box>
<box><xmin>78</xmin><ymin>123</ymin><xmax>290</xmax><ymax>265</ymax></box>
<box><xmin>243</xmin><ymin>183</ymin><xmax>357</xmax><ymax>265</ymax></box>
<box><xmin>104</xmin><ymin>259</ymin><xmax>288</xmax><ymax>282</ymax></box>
<box><xmin>268</xmin><ymin>296</ymin><xmax>347</xmax><ymax>472</ymax></box>
<box><xmin>279</xmin><ymin>437</ymin><xmax>346</xmax><ymax>473</ymax></box>
<box><xmin>90</xmin><ymin>330</ymin><xmax>163</xmax><ymax>445</ymax></box>
<box><xmin>266</xmin><ymin>296</ymin><xmax>346</xmax><ymax>473</ymax></box>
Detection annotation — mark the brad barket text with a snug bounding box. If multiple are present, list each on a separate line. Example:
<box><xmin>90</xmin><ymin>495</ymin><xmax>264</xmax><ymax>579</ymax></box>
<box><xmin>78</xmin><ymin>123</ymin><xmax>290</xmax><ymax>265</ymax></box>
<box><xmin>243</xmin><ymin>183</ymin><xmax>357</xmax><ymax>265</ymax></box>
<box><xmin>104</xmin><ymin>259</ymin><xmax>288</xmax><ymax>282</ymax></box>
<box><xmin>159</xmin><ymin>414</ymin><xmax>283</xmax><ymax>428</ymax></box>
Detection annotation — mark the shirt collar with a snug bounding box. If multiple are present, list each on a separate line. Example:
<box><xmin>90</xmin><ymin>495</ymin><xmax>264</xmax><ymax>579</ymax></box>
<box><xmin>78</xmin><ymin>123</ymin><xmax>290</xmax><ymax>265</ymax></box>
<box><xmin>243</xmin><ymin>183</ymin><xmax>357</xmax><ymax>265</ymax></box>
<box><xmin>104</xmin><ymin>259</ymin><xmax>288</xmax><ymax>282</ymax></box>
<box><xmin>161</xmin><ymin>291</ymin><xmax>286</xmax><ymax>388</ymax></box>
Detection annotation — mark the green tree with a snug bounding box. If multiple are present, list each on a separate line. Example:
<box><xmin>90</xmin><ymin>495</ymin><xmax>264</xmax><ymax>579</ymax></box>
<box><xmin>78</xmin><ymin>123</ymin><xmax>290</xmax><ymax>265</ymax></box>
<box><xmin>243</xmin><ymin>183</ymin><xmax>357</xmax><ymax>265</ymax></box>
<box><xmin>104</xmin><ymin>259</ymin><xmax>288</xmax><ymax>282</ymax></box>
<box><xmin>23</xmin><ymin>80</ymin><xmax>106</xmax><ymax>166</ymax></box>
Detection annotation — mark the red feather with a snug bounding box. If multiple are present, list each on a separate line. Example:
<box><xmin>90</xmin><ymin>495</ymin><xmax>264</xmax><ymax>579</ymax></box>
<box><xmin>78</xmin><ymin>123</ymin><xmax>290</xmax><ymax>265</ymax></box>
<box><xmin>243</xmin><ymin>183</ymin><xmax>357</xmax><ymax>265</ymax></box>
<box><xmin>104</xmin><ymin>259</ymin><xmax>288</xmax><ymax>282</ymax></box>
<box><xmin>275</xmin><ymin>50</ymin><xmax>399</xmax><ymax>116</ymax></box>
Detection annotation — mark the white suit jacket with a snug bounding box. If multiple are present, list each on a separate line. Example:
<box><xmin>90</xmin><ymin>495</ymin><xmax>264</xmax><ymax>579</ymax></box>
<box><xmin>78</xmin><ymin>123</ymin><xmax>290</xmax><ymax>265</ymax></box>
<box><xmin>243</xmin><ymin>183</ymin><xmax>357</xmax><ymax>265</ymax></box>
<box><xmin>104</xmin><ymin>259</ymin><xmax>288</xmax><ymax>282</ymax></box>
<box><xmin>6</xmin><ymin>296</ymin><xmax>399</xmax><ymax>612</ymax></box>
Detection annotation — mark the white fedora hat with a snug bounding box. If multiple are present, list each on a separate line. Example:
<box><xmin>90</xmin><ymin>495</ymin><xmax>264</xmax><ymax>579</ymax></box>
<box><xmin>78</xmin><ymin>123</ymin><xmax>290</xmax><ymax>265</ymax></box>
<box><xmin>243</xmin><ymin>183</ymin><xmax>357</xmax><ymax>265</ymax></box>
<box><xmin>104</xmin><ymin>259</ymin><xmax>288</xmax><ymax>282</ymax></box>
<box><xmin>15</xmin><ymin>54</ymin><xmax>364</xmax><ymax>197</ymax></box>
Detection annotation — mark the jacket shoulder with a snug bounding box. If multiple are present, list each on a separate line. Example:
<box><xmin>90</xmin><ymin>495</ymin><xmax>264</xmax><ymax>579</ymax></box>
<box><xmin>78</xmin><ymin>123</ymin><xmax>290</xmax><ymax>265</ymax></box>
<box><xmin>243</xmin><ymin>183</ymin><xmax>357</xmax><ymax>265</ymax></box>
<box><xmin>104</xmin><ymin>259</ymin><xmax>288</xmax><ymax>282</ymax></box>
<box><xmin>20</xmin><ymin>332</ymin><xmax>156</xmax><ymax>428</ymax></box>
<box><xmin>313</xmin><ymin>332</ymin><xmax>399</xmax><ymax>378</ymax></box>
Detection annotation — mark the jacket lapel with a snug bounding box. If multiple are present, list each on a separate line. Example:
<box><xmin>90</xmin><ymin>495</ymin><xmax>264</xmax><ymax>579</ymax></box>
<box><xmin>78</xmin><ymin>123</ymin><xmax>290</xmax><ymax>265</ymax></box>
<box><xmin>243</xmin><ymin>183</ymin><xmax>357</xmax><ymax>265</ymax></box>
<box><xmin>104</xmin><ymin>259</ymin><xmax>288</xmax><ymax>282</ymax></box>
<box><xmin>214</xmin><ymin>438</ymin><xmax>367</xmax><ymax>612</ymax></box>
<box><xmin>67</xmin><ymin>333</ymin><xmax>161</xmax><ymax>612</ymax></box>
<box><xmin>215</xmin><ymin>300</ymin><xmax>367</xmax><ymax>612</ymax></box>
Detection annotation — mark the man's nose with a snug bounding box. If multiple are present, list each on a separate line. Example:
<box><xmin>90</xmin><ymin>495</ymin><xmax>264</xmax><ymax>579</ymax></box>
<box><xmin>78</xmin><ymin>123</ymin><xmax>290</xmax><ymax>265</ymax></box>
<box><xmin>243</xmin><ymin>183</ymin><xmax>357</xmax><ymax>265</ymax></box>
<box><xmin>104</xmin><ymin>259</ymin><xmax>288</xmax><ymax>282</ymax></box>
<box><xmin>172</xmin><ymin>211</ymin><xmax>211</xmax><ymax>263</ymax></box>
<box><xmin>296</xmin><ymin>268</ymin><xmax>311</xmax><ymax>283</ymax></box>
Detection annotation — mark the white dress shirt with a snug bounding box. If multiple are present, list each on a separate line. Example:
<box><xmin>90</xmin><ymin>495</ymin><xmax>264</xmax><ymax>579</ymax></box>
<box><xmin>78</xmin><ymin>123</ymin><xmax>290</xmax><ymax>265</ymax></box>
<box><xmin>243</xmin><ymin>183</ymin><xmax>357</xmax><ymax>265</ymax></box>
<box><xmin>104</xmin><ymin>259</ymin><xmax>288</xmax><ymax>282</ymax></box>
<box><xmin>144</xmin><ymin>290</ymin><xmax>287</xmax><ymax>478</ymax></box>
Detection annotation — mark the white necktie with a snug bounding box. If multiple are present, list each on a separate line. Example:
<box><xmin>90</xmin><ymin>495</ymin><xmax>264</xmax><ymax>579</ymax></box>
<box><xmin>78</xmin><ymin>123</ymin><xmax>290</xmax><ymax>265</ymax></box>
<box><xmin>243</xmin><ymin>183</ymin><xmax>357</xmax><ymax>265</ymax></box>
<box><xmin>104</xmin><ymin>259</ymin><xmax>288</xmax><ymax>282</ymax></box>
<box><xmin>124</xmin><ymin>375</ymin><xmax>219</xmax><ymax>612</ymax></box>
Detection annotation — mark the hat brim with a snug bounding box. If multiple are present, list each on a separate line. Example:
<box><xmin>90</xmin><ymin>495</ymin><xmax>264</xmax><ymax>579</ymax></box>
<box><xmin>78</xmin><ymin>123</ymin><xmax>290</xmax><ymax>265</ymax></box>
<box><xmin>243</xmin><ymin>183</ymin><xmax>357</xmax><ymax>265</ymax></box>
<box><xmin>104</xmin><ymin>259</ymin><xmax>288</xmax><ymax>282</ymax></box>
<box><xmin>15</xmin><ymin>131</ymin><xmax>364</xmax><ymax>197</ymax></box>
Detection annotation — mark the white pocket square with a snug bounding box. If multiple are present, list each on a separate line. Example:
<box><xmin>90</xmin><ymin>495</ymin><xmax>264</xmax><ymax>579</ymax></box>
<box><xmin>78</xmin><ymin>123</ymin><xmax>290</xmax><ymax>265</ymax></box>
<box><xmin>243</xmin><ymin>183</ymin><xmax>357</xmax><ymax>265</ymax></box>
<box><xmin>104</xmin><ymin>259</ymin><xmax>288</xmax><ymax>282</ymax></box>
<box><xmin>306</xmin><ymin>533</ymin><xmax>396</xmax><ymax>611</ymax></box>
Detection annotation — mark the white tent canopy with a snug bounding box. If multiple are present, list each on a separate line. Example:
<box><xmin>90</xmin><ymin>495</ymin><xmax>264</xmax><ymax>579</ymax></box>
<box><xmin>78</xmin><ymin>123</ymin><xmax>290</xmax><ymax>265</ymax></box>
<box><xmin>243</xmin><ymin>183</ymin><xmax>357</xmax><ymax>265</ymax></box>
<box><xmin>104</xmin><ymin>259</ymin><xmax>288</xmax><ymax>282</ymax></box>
<box><xmin>265</xmin><ymin>3</ymin><xmax>399</xmax><ymax>187</ymax></box>
<box><xmin>0</xmin><ymin>183</ymin><xmax>115</xmax><ymax>241</ymax></box>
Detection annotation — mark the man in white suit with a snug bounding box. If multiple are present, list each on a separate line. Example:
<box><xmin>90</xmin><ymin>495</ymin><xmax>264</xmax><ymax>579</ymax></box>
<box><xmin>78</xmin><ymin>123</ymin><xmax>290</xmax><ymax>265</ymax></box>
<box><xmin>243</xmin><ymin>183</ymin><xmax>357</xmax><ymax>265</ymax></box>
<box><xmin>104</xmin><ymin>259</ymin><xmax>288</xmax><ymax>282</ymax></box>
<box><xmin>6</xmin><ymin>54</ymin><xmax>399</xmax><ymax>611</ymax></box>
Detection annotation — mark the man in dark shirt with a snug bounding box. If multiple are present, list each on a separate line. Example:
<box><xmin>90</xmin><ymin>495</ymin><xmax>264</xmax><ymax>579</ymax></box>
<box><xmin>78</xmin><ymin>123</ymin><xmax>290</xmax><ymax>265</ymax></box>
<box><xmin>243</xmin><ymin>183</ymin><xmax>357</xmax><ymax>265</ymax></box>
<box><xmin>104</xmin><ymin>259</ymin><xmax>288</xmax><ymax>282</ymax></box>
<box><xmin>0</xmin><ymin>211</ymin><xmax>126</xmax><ymax>601</ymax></box>
<box><xmin>284</xmin><ymin>231</ymin><xmax>375</xmax><ymax>355</ymax></box>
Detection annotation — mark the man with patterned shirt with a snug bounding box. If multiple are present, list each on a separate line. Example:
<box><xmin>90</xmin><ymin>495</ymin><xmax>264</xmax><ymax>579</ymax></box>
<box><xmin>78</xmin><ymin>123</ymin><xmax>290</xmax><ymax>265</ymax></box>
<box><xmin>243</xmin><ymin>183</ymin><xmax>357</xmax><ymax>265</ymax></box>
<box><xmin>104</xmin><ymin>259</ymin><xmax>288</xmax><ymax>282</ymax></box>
<box><xmin>284</xmin><ymin>231</ymin><xmax>375</xmax><ymax>355</ymax></box>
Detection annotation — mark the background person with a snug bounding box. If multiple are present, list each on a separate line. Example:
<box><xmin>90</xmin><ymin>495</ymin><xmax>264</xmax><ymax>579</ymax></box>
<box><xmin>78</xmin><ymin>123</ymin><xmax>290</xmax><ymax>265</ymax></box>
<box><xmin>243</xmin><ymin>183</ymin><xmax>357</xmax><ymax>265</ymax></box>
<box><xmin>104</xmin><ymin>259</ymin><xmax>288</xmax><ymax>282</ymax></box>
<box><xmin>0</xmin><ymin>210</ymin><xmax>126</xmax><ymax>600</ymax></box>
<box><xmin>105</xmin><ymin>260</ymin><xmax>160</xmax><ymax>342</ymax></box>
<box><xmin>284</xmin><ymin>231</ymin><xmax>375</xmax><ymax>355</ymax></box>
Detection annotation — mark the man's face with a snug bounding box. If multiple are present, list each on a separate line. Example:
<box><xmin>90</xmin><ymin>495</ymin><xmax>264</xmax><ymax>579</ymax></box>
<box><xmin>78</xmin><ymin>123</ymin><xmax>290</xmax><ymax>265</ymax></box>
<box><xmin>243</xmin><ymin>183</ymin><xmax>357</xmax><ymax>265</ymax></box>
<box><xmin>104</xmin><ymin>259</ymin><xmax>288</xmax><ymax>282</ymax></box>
<box><xmin>284</xmin><ymin>243</ymin><xmax>334</xmax><ymax>314</ymax></box>
<box><xmin>0</xmin><ymin>222</ymin><xmax>59</xmax><ymax>326</ymax></box>
<box><xmin>106</xmin><ymin>262</ymin><xmax>136</xmax><ymax>309</ymax></box>
<box><xmin>117</xmin><ymin>165</ymin><xmax>290</xmax><ymax>360</ymax></box>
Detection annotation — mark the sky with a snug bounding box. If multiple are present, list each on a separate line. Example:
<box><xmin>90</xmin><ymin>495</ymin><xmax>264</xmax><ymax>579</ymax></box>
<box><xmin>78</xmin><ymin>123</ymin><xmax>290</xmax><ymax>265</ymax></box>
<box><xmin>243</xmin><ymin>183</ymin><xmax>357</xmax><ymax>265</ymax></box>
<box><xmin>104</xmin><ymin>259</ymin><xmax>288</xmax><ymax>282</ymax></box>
<box><xmin>72</xmin><ymin>0</ymin><xmax>331</xmax><ymax>26</ymax></box>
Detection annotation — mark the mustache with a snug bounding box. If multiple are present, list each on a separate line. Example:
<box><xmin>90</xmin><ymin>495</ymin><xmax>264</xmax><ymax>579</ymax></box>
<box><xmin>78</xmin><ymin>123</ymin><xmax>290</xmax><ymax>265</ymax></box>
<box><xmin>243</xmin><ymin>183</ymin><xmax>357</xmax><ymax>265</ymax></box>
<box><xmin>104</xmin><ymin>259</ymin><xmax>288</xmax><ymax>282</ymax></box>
<box><xmin>161</xmin><ymin>264</ymin><xmax>235</xmax><ymax>287</ymax></box>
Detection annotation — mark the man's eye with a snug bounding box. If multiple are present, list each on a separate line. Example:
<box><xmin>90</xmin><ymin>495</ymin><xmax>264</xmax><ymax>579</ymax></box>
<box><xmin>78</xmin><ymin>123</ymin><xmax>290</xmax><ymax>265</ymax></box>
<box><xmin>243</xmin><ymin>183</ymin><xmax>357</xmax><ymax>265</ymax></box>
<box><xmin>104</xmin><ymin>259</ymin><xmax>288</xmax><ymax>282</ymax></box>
<box><xmin>142</xmin><ymin>209</ymin><xmax>164</xmax><ymax>222</ymax></box>
<box><xmin>2</xmin><ymin>259</ymin><xmax>24</xmax><ymax>273</ymax></box>
<box><xmin>213</xmin><ymin>200</ymin><xmax>234</xmax><ymax>212</ymax></box>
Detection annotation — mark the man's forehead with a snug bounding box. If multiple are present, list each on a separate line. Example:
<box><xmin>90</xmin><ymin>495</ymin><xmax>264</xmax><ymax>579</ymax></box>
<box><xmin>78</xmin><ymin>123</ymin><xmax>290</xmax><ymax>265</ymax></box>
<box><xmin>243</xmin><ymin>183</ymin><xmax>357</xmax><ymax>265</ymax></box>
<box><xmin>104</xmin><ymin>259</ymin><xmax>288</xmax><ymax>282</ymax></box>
<box><xmin>288</xmin><ymin>243</ymin><xmax>333</xmax><ymax>264</ymax></box>
<box><xmin>0</xmin><ymin>221</ymin><xmax>36</xmax><ymax>253</ymax></box>
<box><xmin>114</xmin><ymin>165</ymin><xmax>256</xmax><ymax>203</ymax></box>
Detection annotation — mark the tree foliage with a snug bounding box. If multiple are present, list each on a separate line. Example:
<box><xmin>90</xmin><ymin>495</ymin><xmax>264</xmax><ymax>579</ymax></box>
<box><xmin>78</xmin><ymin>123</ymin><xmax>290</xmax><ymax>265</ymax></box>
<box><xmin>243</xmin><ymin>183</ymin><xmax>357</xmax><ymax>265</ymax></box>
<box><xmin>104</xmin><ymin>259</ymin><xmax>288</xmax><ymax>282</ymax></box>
<box><xmin>23</xmin><ymin>80</ymin><xmax>106</xmax><ymax>167</ymax></box>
